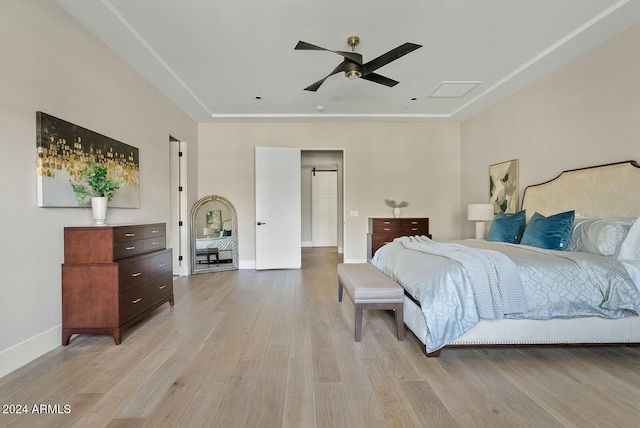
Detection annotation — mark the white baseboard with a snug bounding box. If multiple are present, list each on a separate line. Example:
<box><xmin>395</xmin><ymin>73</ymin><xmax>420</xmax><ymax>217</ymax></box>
<box><xmin>301</xmin><ymin>241</ymin><xmax>312</xmax><ymax>247</ymax></box>
<box><xmin>239</xmin><ymin>260</ymin><xmax>256</xmax><ymax>269</ymax></box>
<box><xmin>0</xmin><ymin>325</ymin><xmax>61</xmax><ymax>379</ymax></box>
<box><xmin>343</xmin><ymin>258</ymin><xmax>368</xmax><ymax>264</ymax></box>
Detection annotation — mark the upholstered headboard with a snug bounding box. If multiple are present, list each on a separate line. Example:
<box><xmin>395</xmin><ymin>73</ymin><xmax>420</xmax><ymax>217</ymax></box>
<box><xmin>521</xmin><ymin>160</ymin><xmax>640</xmax><ymax>219</ymax></box>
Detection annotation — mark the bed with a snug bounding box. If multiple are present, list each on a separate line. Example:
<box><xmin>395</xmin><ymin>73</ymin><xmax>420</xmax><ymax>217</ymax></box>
<box><xmin>195</xmin><ymin>235</ymin><xmax>234</xmax><ymax>263</ymax></box>
<box><xmin>371</xmin><ymin>160</ymin><xmax>640</xmax><ymax>356</ymax></box>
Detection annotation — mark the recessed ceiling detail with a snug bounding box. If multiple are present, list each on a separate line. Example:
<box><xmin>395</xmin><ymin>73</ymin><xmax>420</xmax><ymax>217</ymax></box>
<box><xmin>53</xmin><ymin>0</ymin><xmax>640</xmax><ymax>122</ymax></box>
<box><xmin>429</xmin><ymin>81</ymin><xmax>481</xmax><ymax>98</ymax></box>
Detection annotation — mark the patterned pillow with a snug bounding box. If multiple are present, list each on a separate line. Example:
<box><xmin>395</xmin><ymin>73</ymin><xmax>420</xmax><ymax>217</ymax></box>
<box><xmin>567</xmin><ymin>218</ymin><xmax>635</xmax><ymax>258</ymax></box>
<box><xmin>520</xmin><ymin>210</ymin><xmax>575</xmax><ymax>250</ymax></box>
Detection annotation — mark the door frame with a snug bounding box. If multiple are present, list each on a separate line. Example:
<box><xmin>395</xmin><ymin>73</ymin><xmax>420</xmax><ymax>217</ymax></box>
<box><xmin>301</xmin><ymin>149</ymin><xmax>346</xmax><ymax>255</ymax></box>
<box><xmin>170</xmin><ymin>134</ymin><xmax>189</xmax><ymax>276</ymax></box>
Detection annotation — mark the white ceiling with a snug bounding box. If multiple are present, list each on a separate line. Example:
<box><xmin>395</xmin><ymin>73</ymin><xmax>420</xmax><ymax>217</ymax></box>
<box><xmin>54</xmin><ymin>0</ymin><xmax>640</xmax><ymax>123</ymax></box>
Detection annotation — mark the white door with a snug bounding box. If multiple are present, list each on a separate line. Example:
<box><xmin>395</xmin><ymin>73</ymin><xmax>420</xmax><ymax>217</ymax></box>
<box><xmin>312</xmin><ymin>169</ymin><xmax>338</xmax><ymax>247</ymax></box>
<box><xmin>255</xmin><ymin>146</ymin><xmax>301</xmax><ymax>270</ymax></box>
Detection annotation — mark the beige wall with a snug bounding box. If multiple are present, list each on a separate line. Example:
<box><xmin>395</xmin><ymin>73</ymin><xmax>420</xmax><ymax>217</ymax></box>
<box><xmin>0</xmin><ymin>1</ymin><xmax>198</xmax><ymax>377</ymax></box>
<box><xmin>198</xmin><ymin>122</ymin><xmax>461</xmax><ymax>265</ymax></box>
<box><xmin>461</xmin><ymin>23</ymin><xmax>640</xmax><ymax>238</ymax></box>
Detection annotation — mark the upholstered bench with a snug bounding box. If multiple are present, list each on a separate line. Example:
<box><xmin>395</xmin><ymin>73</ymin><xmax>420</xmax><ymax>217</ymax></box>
<box><xmin>337</xmin><ymin>263</ymin><xmax>404</xmax><ymax>342</ymax></box>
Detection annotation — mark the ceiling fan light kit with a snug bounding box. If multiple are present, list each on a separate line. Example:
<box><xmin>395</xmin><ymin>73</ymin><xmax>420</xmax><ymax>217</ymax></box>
<box><xmin>294</xmin><ymin>36</ymin><xmax>421</xmax><ymax>91</ymax></box>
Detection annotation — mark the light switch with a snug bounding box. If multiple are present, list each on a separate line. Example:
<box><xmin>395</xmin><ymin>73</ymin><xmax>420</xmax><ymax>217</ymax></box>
<box><xmin>350</xmin><ymin>210</ymin><xmax>359</xmax><ymax>217</ymax></box>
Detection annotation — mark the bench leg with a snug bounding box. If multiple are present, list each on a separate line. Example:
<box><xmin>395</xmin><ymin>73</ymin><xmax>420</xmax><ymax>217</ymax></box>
<box><xmin>355</xmin><ymin>303</ymin><xmax>363</xmax><ymax>342</ymax></box>
<box><xmin>338</xmin><ymin>279</ymin><xmax>343</xmax><ymax>302</ymax></box>
<box><xmin>394</xmin><ymin>303</ymin><xmax>404</xmax><ymax>340</ymax></box>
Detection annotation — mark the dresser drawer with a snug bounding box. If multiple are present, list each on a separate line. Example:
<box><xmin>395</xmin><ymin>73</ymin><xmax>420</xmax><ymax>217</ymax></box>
<box><xmin>113</xmin><ymin>226</ymin><xmax>145</xmax><ymax>243</ymax></box>
<box><xmin>144</xmin><ymin>236</ymin><xmax>166</xmax><ymax>253</ymax></box>
<box><xmin>148</xmin><ymin>249</ymin><xmax>172</xmax><ymax>279</ymax></box>
<box><xmin>144</xmin><ymin>224</ymin><xmax>166</xmax><ymax>239</ymax></box>
<box><xmin>370</xmin><ymin>235</ymin><xmax>396</xmax><ymax>251</ymax></box>
<box><xmin>114</xmin><ymin>239</ymin><xmax>146</xmax><ymax>259</ymax></box>
<box><xmin>118</xmin><ymin>258</ymin><xmax>149</xmax><ymax>293</ymax></box>
<box><xmin>147</xmin><ymin>273</ymin><xmax>173</xmax><ymax>305</ymax></box>
<box><xmin>119</xmin><ymin>284</ymin><xmax>150</xmax><ymax>324</ymax></box>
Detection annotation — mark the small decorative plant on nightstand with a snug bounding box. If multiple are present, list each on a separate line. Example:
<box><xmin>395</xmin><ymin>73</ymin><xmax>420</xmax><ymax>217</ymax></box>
<box><xmin>70</xmin><ymin>162</ymin><xmax>125</xmax><ymax>225</ymax></box>
<box><xmin>385</xmin><ymin>199</ymin><xmax>408</xmax><ymax>218</ymax></box>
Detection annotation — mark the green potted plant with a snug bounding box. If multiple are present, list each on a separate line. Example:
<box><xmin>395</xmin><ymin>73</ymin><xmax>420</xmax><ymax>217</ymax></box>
<box><xmin>70</xmin><ymin>162</ymin><xmax>125</xmax><ymax>225</ymax></box>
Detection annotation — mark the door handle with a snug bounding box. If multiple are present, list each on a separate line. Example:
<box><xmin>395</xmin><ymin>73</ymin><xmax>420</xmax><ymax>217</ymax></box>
<box><xmin>257</xmin><ymin>222</ymin><xmax>267</xmax><ymax>225</ymax></box>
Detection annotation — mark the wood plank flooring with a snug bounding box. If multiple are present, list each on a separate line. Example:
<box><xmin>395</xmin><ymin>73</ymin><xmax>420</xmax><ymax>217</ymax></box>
<box><xmin>2</xmin><ymin>248</ymin><xmax>640</xmax><ymax>427</ymax></box>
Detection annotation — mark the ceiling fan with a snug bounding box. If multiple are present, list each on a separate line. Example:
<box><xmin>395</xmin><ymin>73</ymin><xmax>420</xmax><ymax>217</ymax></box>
<box><xmin>294</xmin><ymin>36</ymin><xmax>422</xmax><ymax>92</ymax></box>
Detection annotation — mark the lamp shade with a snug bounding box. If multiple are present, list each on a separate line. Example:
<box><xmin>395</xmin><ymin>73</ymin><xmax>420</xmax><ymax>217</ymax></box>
<box><xmin>467</xmin><ymin>203</ymin><xmax>494</xmax><ymax>221</ymax></box>
<box><xmin>203</xmin><ymin>227</ymin><xmax>216</xmax><ymax>236</ymax></box>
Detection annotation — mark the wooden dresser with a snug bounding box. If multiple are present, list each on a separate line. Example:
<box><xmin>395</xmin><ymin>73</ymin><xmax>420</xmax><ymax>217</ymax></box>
<box><xmin>62</xmin><ymin>223</ymin><xmax>173</xmax><ymax>345</ymax></box>
<box><xmin>367</xmin><ymin>218</ymin><xmax>430</xmax><ymax>261</ymax></box>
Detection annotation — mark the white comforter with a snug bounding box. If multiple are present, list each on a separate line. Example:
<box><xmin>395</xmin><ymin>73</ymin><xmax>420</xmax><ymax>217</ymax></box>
<box><xmin>196</xmin><ymin>237</ymin><xmax>233</xmax><ymax>251</ymax></box>
<box><xmin>372</xmin><ymin>238</ymin><xmax>640</xmax><ymax>353</ymax></box>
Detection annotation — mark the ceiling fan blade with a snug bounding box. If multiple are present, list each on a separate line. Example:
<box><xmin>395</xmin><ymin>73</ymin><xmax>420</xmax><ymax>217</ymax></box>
<box><xmin>360</xmin><ymin>73</ymin><xmax>399</xmax><ymax>87</ymax></box>
<box><xmin>303</xmin><ymin>61</ymin><xmax>349</xmax><ymax>92</ymax></box>
<box><xmin>362</xmin><ymin>42</ymin><xmax>422</xmax><ymax>75</ymax></box>
<box><xmin>295</xmin><ymin>41</ymin><xmax>362</xmax><ymax>64</ymax></box>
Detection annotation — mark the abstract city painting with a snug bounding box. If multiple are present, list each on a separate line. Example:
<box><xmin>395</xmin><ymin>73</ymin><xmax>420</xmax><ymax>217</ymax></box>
<box><xmin>36</xmin><ymin>112</ymin><xmax>140</xmax><ymax>208</ymax></box>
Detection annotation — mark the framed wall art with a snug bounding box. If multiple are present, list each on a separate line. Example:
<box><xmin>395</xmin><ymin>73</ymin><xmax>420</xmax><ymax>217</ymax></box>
<box><xmin>206</xmin><ymin>210</ymin><xmax>222</xmax><ymax>230</ymax></box>
<box><xmin>489</xmin><ymin>158</ymin><xmax>519</xmax><ymax>214</ymax></box>
<box><xmin>36</xmin><ymin>112</ymin><xmax>140</xmax><ymax>208</ymax></box>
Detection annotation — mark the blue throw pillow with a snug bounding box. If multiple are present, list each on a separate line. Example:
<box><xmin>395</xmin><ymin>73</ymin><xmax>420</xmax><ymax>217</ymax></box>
<box><xmin>487</xmin><ymin>210</ymin><xmax>527</xmax><ymax>243</ymax></box>
<box><xmin>520</xmin><ymin>210</ymin><xmax>575</xmax><ymax>250</ymax></box>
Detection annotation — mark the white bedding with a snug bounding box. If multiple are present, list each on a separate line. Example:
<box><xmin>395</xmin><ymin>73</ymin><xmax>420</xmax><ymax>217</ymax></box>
<box><xmin>622</xmin><ymin>260</ymin><xmax>640</xmax><ymax>290</ymax></box>
<box><xmin>372</xmin><ymin>238</ymin><xmax>640</xmax><ymax>353</ymax></box>
<box><xmin>196</xmin><ymin>236</ymin><xmax>233</xmax><ymax>251</ymax></box>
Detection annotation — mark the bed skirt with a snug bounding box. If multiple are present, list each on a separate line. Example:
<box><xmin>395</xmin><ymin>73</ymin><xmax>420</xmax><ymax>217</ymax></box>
<box><xmin>404</xmin><ymin>295</ymin><xmax>640</xmax><ymax>354</ymax></box>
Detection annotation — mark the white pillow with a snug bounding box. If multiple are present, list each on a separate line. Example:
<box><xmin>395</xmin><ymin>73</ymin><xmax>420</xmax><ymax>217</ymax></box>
<box><xmin>567</xmin><ymin>218</ymin><xmax>634</xmax><ymax>258</ymax></box>
<box><xmin>618</xmin><ymin>218</ymin><xmax>640</xmax><ymax>260</ymax></box>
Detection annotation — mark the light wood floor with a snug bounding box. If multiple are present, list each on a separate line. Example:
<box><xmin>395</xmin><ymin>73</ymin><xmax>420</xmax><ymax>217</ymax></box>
<box><xmin>3</xmin><ymin>249</ymin><xmax>640</xmax><ymax>427</ymax></box>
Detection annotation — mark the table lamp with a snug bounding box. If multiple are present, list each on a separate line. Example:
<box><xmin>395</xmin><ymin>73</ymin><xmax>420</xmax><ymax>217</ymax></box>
<box><xmin>467</xmin><ymin>203</ymin><xmax>494</xmax><ymax>239</ymax></box>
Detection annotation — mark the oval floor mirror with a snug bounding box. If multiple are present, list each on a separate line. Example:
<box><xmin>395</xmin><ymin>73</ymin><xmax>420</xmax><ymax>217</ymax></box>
<box><xmin>191</xmin><ymin>195</ymin><xmax>239</xmax><ymax>273</ymax></box>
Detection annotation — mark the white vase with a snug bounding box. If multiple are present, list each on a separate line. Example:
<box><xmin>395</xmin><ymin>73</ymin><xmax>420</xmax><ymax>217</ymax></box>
<box><xmin>91</xmin><ymin>196</ymin><xmax>108</xmax><ymax>225</ymax></box>
<box><xmin>393</xmin><ymin>207</ymin><xmax>401</xmax><ymax>218</ymax></box>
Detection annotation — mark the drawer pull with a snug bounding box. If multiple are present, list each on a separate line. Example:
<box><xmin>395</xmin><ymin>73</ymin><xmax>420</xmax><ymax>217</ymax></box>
<box><xmin>151</xmin><ymin>230</ymin><xmax>160</xmax><ymax>234</ymax></box>
<box><xmin>125</xmin><ymin>233</ymin><xmax>136</xmax><ymax>237</ymax></box>
<box><xmin>383</xmin><ymin>228</ymin><xmax>391</xmax><ymax>231</ymax></box>
<box><xmin>411</xmin><ymin>228</ymin><xmax>418</xmax><ymax>231</ymax></box>
<box><xmin>126</xmin><ymin>246</ymin><xmax>136</xmax><ymax>251</ymax></box>
<box><xmin>152</xmin><ymin>241</ymin><xmax>160</xmax><ymax>245</ymax></box>
<box><xmin>131</xmin><ymin>272</ymin><xmax>142</xmax><ymax>277</ymax></box>
<box><xmin>132</xmin><ymin>298</ymin><xmax>142</xmax><ymax>304</ymax></box>
<box><xmin>158</xmin><ymin>285</ymin><xmax>167</xmax><ymax>290</ymax></box>
<box><xmin>383</xmin><ymin>221</ymin><xmax>391</xmax><ymax>224</ymax></box>
<box><xmin>412</xmin><ymin>221</ymin><xmax>418</xmax><ymax>224</ymax></box>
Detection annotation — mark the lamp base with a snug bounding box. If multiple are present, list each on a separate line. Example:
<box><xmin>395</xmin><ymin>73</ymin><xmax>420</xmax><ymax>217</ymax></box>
<box><xmin>475</xmin><ymin>221</ymin><xmax>486</xmax><ymax>240</ymax></box>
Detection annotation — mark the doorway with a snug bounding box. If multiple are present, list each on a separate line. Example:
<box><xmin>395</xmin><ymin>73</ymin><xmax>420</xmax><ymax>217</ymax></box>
<box><xmin>301</xmin><ymin>150</ymin><xmax>344</xmax><ymax>254</ymax></box>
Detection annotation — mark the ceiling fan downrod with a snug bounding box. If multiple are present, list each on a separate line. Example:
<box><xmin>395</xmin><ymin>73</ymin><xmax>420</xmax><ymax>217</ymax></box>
<box><xmin>345</xmin><ymin>36</ymin><xmax>362</xmax><ymax>79</ymax></box>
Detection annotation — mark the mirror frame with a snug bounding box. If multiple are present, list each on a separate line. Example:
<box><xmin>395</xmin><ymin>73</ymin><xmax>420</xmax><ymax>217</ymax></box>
<box><xmin>190</xmin><ymin>195</ymin><xmax>239</xmax><ymax>273</ymax></box>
